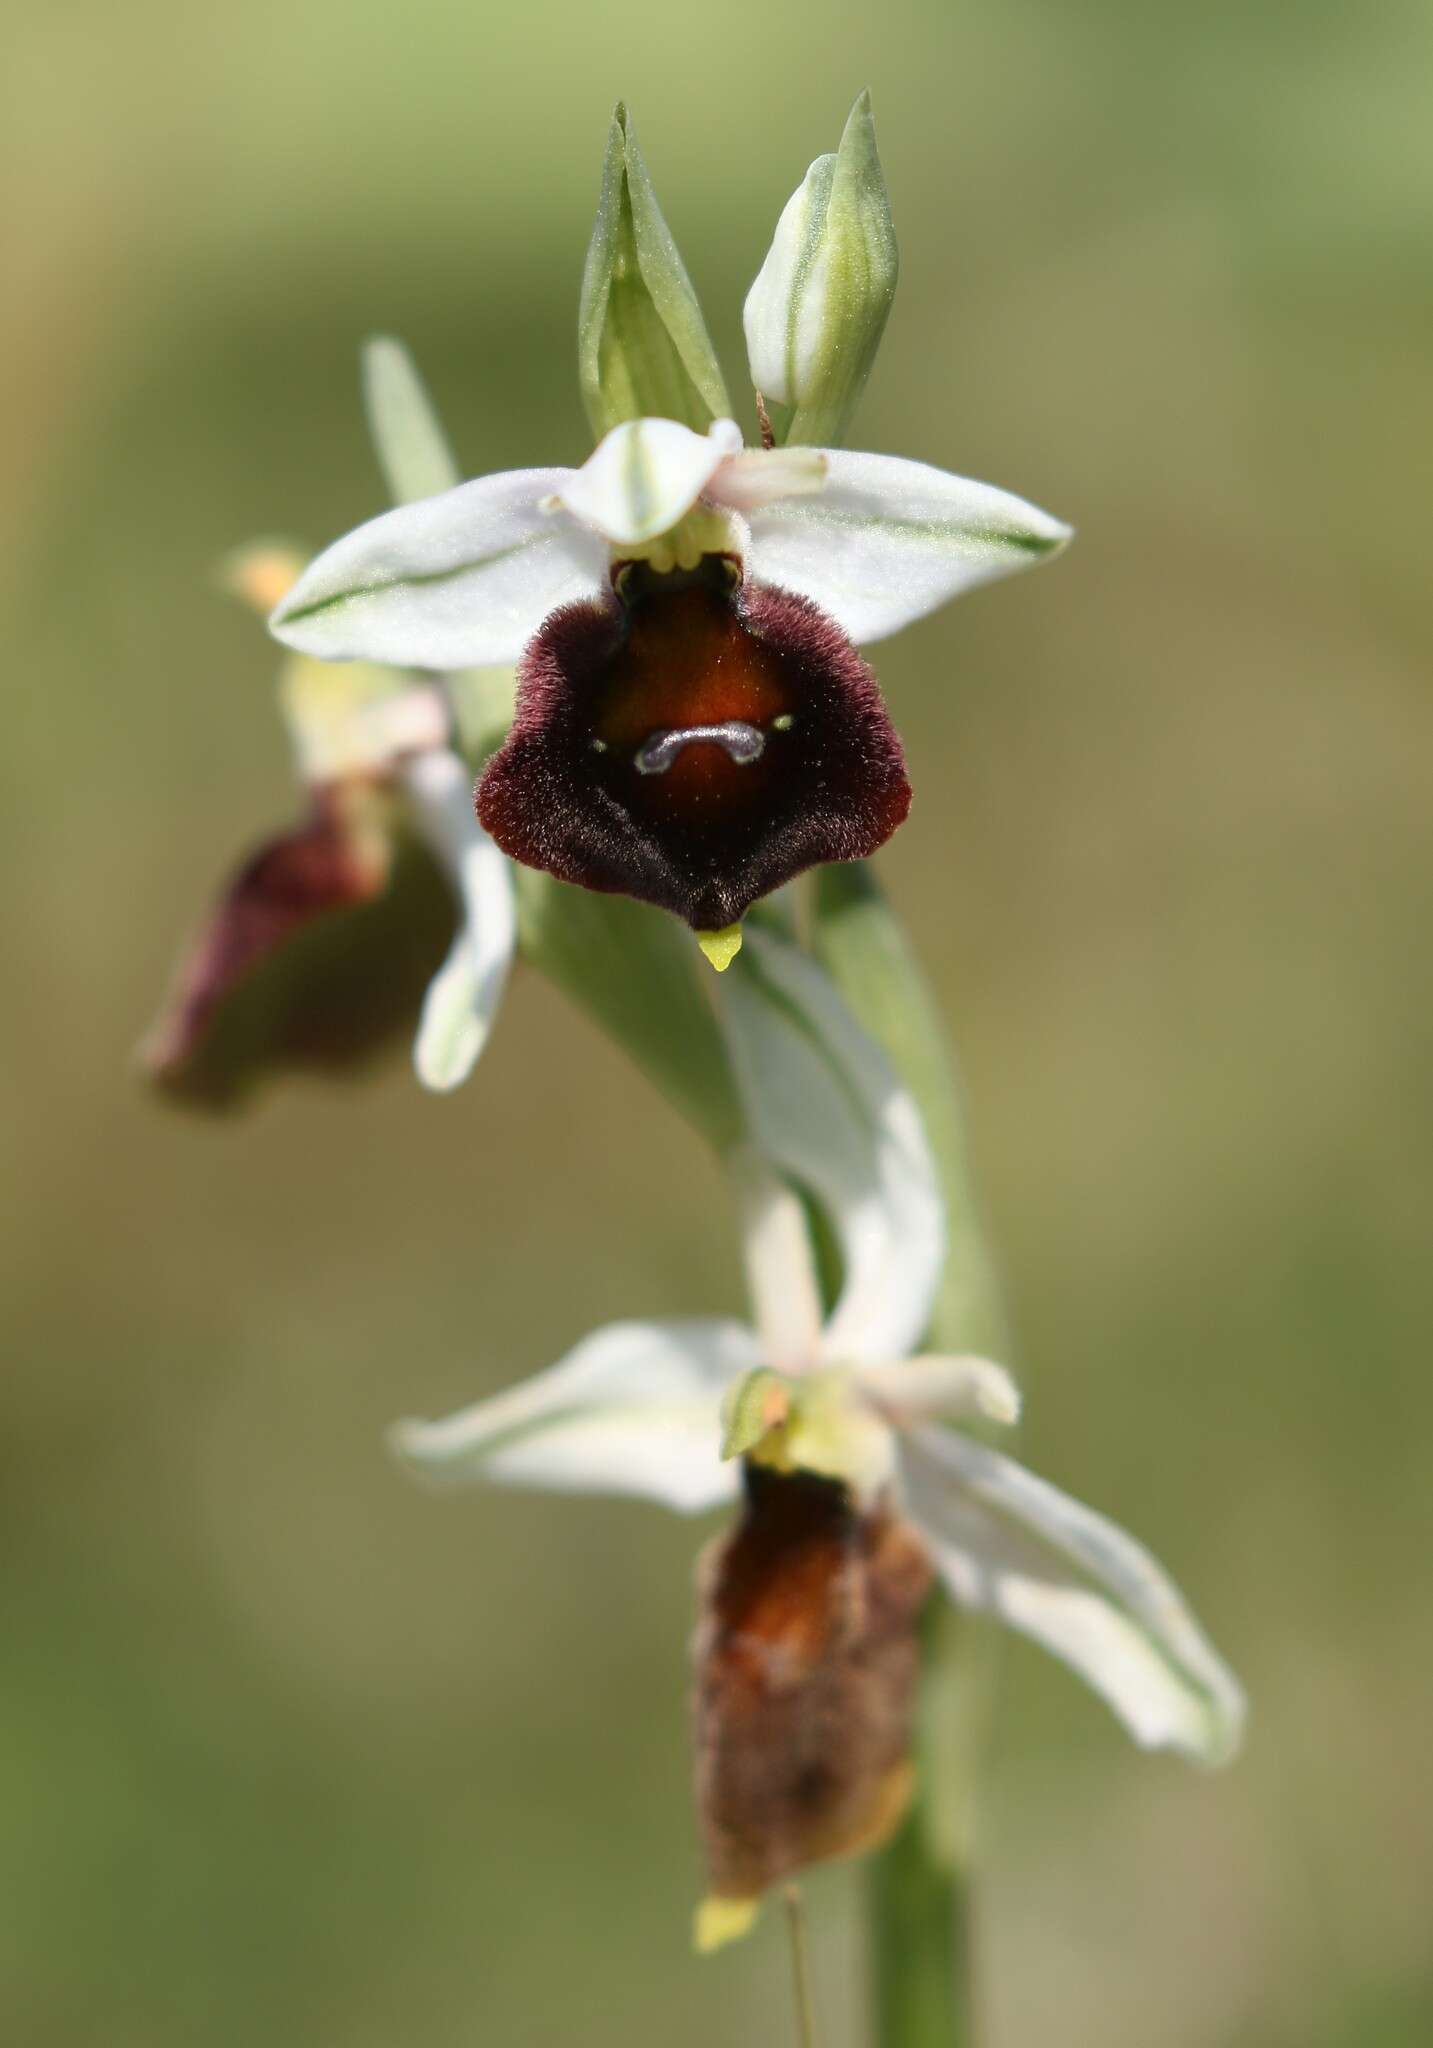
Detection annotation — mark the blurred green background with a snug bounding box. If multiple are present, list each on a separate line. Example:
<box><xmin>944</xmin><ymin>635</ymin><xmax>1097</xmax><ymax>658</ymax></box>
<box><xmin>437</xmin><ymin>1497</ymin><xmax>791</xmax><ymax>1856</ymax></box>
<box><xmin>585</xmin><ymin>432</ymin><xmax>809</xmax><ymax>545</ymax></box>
<box><xmin>4</xmin><ymin>0</ymin><xmax>1431</xmax><ymax>2042</ymax></box>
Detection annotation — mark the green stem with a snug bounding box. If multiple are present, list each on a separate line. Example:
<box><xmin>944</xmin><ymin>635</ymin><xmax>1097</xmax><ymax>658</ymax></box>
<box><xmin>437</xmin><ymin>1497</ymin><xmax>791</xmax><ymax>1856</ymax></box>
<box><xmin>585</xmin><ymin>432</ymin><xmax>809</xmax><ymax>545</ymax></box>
<box><xmin>865</xmin><ymin>1842</ymin><xmax>970</xmax><ymax>2048</ymax></box>
<box><xmin>813</xmin><ymin>865</ymin><xmax>1008</xmax><ymax>2048</ymax></box>
<box><xmin>863</xmin><ymin>1598</ymin><xmax>997</xmax><ymax>2048</ymax></box>
<box><xmin>865</xmin><ymin>1754</ymin><xmax>971</xmax><ymax>2046</ymax></box>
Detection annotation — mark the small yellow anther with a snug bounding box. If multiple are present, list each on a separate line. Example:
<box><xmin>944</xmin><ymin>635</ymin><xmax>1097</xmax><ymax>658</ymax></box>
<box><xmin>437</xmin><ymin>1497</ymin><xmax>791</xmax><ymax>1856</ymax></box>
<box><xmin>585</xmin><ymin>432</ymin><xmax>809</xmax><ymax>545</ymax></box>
<box><xmin>693</xmin><ymin>1894</ymin><xmax>761</xmax><ymax>1953</ymax></box>
<box><xmin>696</xmin><ymin>924</ymin><xmax>743</xmax><ymax>973</ymax></box>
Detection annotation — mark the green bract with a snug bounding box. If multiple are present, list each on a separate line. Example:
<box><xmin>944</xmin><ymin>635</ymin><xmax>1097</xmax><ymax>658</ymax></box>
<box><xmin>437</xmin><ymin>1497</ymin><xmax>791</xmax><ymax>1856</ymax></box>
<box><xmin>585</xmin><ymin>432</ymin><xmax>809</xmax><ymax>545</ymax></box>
<box><xmin>578</xmin><ymin>103</ymin><xmax>731</xmax><ymax>440</ymax></box>
<box><xmin>744</xmin><ymin>90</ymin><xmax>899</xmax><ymax>449</ymax></box>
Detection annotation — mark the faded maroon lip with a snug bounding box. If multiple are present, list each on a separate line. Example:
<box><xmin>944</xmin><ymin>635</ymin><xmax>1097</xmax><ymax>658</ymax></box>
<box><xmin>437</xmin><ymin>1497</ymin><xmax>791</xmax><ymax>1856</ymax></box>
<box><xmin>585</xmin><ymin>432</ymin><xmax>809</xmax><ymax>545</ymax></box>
<box><xmin>477</xmin><ymin>556</ymin><xmax>911</xmax><ymax>932</ymax></box>
<box><xmin>693</xmin><ymin>1463</ymin><xmax>932</xmax><ymax>1900</ymax></box>
<box><xmin>140</xmin><ymin>786</ymin><xmax>455</xmax><ymax>1109</ymax></box>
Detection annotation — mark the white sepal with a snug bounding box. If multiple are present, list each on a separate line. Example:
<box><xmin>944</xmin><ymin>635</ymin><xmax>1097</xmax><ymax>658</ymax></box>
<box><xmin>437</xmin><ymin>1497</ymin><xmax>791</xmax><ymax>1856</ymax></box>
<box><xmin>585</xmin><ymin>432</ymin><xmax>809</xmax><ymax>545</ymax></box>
<box><xmin>900</xmin><ymin>1426</ymin><xmax>1246</xmax><ymax>1764</ymax></box>
<box><xmin>730</xmin><ymin>1148</ymin><xmax>825</xmax><ymax>1374</ymax></box>
<box><xmin>718</xmin><ymin>927</ymin><xmax>944</xmax><ymax>1372</ymax></box>
<box><xmin>744</xmin><ymin>449</ymin><xmax>1071</xmax><ymax>644</ymax></box>
<box><xmin>269</xmin><ymin>469</ymin><xmax>607</xmax><ymax>668</ymax></box>
<box><xmin>552</xmin><ymin>417</ymin><xmax>743</xmax><ymax>547</ymax></box>
<box><xmin>391</xmin><ymin>1318</ymin><xmax>759</xmax><ymax>1514</ymax></box>
<box><xmin>401</xmin><ymin>749</ymin><xmax>515</xmax><ymax>1092</ymax></box>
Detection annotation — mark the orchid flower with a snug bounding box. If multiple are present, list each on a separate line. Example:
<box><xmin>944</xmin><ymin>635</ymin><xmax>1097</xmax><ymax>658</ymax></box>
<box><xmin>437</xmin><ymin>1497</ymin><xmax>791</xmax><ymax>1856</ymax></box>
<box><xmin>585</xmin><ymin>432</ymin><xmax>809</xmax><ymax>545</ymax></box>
<box><xmin>141</xmin><ymin>346</ymin><xmax>516</xmax><ymax>1105</ymax></box>
<box><xmin>268</xmin><ymin>103</ymin><xmax>1070</xmax><ymax>958</ymax></box>
<box><xmin>392</xmin><ymin>925</ymin><xmax>1244</xmax><ymax>1936</ymax></box>
<box><xmin>270</xmin><ymin>418</ymin><xmax>1067</xmax><ymax>951</ymax></box>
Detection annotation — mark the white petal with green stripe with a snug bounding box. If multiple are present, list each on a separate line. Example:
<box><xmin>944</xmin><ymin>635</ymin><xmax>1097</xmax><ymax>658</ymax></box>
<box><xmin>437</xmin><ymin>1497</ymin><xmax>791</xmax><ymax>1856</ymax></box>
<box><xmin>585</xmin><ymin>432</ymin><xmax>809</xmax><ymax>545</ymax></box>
<box><xmin>744</xmin><ymin>450</ymin><xmax>1072</xmax><ymax>645</ymax></box>
<box><xmin>269</xmin><ymin>469</ymin><xmax>606</xmax><ymax>669</ymax></box>
<box><xmin>900</xmin><ymin>1425</ymin><xmax>1246</xmax><ymax>1764</ymax></box>
<box><xmin>391</xmin><ymin>1318</ymin><xmax>758</xmax><ymax>1513</ymax></box>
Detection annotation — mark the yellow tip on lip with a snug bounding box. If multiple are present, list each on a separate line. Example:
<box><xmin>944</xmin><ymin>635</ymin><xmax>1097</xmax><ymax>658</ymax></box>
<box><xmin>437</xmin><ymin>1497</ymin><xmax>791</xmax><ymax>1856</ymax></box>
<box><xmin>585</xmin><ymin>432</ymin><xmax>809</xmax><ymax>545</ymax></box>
<box><xmin>693</xmin><ymin>1894</ymin><xmax>761</xmax><ymax>1953</ymax></box>
<box><xmin>695</xmin><ymin>924</ymin><xmax>743</xmax><ymax>973</ymax></box>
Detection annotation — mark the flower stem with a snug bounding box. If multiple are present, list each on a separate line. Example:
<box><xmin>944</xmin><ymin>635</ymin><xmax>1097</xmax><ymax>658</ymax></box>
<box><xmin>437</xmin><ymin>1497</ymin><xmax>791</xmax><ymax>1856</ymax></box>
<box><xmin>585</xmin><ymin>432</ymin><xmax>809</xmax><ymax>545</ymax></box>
<box><xmin>863</xmin><ymin>1603</ymin><xmax>991</xmax><ymax>2048</ymax></box>
<box><xmin>783</xmin><ymin>1885</ymin><xmax>821</xmax><ymax>2048</ymax></box>
<box><xmin>864</xmin><ymin>1808</ymin><xmax>970</xmax><ymax>2048</ymax></box>
<box><xmin>812</xmin><ymin>865</ymin><xmax>1009</xmax><ymax>2048</ymax></box>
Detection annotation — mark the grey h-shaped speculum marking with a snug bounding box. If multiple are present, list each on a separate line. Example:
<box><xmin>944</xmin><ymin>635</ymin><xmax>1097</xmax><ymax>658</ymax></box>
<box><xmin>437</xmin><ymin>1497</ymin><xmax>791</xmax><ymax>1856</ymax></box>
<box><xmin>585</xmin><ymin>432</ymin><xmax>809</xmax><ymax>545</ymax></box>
<box><xmin>634</xmin><ymin>722</ymin><xmax>767</xmax><ymax>776</ymax></box>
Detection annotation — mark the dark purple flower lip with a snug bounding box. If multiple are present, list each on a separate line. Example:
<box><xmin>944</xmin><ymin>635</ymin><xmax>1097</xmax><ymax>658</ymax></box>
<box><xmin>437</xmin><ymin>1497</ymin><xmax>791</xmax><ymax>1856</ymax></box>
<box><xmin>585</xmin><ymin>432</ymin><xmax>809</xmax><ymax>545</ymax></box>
<box><xmin>477</xmin><ymin>556</ymin><xmax>911</xmax><ymax>932</ymax></box>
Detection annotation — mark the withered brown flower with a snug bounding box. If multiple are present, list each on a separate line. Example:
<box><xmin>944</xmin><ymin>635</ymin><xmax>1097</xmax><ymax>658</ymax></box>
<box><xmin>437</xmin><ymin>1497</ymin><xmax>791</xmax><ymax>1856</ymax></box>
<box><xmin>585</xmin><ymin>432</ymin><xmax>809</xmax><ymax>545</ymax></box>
<box><xmin>141</xmin><ymin>547</ymin><xmax>514</xmax><ymax>1107</ymax></box>
<box><xmin>141</xmin><ymin>784</ymin><xmax>455</xmax><ymax>1109</ymax></box>
<box><xmin>692</xmin><ymin>1464</ymin><xmax>933</xmax><ymax>1930</ymax></box>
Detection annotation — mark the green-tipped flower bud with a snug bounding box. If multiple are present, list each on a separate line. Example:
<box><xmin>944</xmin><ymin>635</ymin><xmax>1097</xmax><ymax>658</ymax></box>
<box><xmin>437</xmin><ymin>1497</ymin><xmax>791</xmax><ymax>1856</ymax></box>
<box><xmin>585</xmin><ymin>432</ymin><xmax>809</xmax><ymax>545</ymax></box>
<box><xmin>578</xmin><ymin>104</ymin><xmax>732</xmax><ymax>441</ymax></box>
<box><xmin>743</xmin><ymin>91</ymin><xmax>898</xmax><ymax>449</ymax></box>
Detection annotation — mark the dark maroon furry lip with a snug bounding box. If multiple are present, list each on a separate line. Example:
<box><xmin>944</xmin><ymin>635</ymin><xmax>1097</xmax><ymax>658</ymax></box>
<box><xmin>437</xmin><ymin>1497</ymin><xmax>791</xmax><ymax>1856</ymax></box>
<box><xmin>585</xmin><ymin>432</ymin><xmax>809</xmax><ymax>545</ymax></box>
<box><xmin>477</xmin><ymin>556</ymin><xmax>911</xmax><ymax>930</ymax></box>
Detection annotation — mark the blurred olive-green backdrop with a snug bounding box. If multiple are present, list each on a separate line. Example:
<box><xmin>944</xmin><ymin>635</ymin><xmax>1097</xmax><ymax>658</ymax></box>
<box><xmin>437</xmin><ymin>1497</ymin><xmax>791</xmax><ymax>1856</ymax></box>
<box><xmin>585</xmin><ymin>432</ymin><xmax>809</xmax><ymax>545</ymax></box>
<box><xmin>4</xmin><ymin>1</ymin><xmax>1431</xmax><ymax>2042</ymax></box>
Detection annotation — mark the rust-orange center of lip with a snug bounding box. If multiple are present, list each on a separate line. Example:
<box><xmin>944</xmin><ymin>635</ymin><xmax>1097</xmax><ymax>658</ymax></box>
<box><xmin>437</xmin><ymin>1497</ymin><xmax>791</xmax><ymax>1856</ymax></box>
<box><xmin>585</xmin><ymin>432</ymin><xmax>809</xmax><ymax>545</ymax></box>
<box><xmin>592</xmin><ymin>582</ymin><xmax>795</xmax><ymax>802</ymax></box>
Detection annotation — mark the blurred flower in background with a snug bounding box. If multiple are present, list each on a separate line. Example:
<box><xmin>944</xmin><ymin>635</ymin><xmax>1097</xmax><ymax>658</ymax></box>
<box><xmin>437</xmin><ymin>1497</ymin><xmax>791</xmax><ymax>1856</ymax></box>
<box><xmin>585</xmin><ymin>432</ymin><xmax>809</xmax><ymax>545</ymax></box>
<box><xmin>142</xmin><ymin>353</ymin><xmax>518</xmax><ymax>1106</ymax></box>
<box><xmin>393</xmin><ymin>926</ymin><xmax>1243</xmax><ymax>1946</ymax></box>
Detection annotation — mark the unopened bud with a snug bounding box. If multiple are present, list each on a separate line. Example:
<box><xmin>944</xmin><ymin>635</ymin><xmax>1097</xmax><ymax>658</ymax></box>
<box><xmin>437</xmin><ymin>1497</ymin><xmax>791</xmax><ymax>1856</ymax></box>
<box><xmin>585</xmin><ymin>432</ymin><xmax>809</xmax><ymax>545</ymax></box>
<box><xmin>743</xmin><ymin>91</ymin><xmax>898</xmax><ymax>449</ymax></box>
<box><xmin>578</xmin><ymin>104</ymin><xmax>732</xmax><ymax>441</ymax></box>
